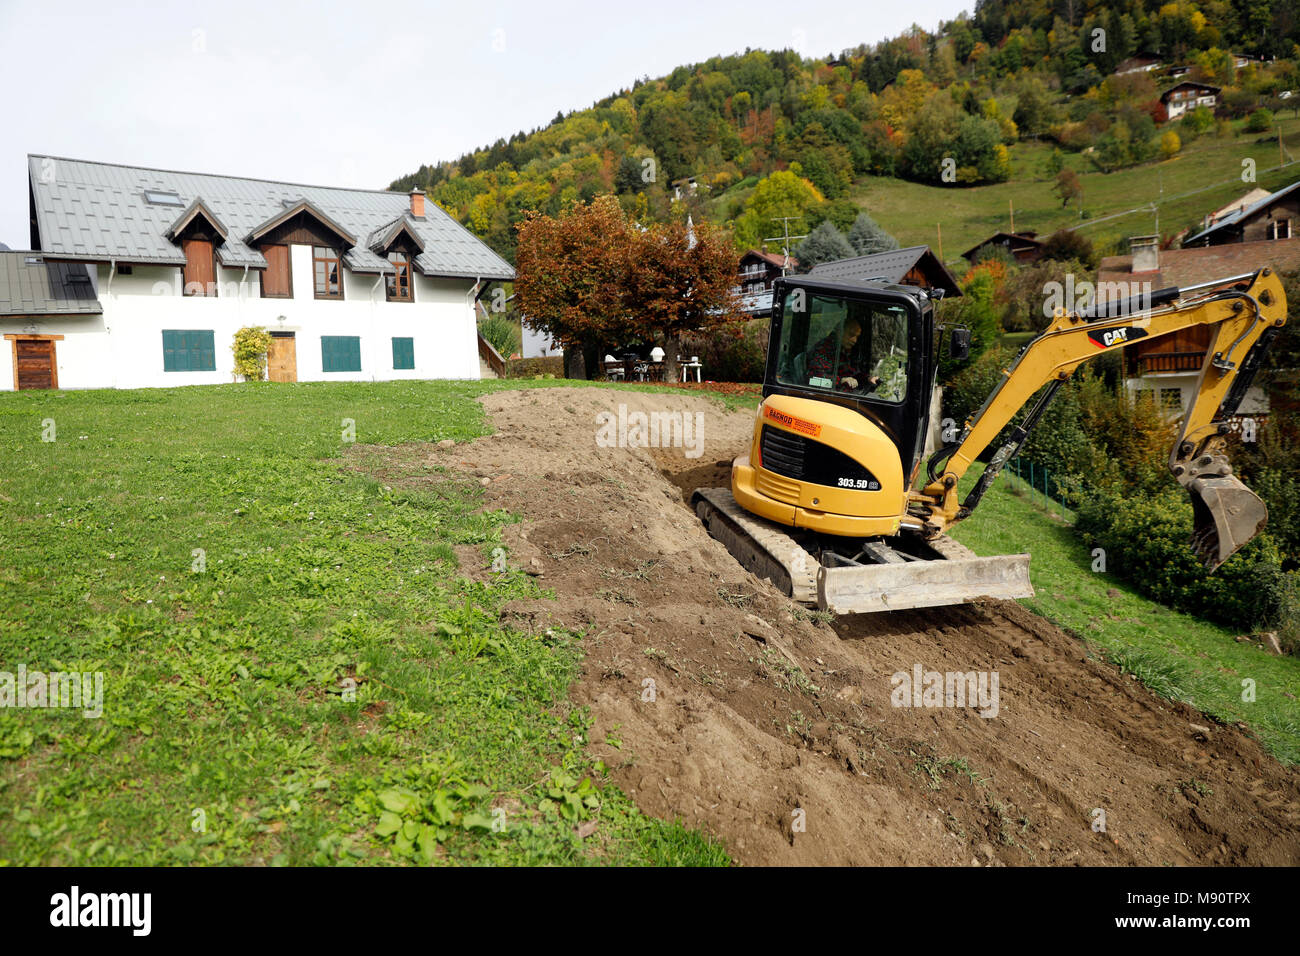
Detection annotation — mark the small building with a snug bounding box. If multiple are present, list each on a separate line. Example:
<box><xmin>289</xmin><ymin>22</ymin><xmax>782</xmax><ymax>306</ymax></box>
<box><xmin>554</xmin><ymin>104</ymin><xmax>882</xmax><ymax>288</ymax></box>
<box><xmin>1160</xmin><ymin>81</ymin><xmax>1220</xmax><ymax>119</ymax></box>
<box><xmin>1184</xmin><ymin>180</ymin><xmax>1300</xmax><ymax>246</ymax></box>
<box><xmin>1</xmin><ymin>253</ymin><xmax>103</xmax><ymax>389</ymax></box>
<box><xmin>736</xmin><ymin>248</ymin><xmax>797</xmax><ymax>317</ymax></box>
<box><xmin>960</xmin><ymin>231</ymin><xmax>1044</xmax><ymax>265</ymax></box>
<box><xmin>809</xmin><ymin>245</ymin><xmax>962</xmax><ymax>298</ymax></box>
<box><xmin>1095</xmin><ymin>236</ymin><xmax>1300</xmax><ymax>421</ymax></box>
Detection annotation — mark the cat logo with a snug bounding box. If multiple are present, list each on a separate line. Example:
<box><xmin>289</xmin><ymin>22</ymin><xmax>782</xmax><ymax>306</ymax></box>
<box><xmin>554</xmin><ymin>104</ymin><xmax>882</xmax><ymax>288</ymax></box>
<box><xmin>1087</xmin><ymin>325</ymin><xmax>1149</xmax><ymax>349</ymax></box>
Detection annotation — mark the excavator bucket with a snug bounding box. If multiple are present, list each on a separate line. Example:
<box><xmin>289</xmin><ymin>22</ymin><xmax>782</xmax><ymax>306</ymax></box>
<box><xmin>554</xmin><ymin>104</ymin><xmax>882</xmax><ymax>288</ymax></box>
<box><xmin>1185</xmin><ymin>474</ymin><xmax>1269</xmax><ymax>571</ymax></box>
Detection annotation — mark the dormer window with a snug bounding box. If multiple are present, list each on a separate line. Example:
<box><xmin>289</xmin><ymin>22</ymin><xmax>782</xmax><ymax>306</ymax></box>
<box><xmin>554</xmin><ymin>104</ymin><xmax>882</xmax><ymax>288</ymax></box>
<box><xmin>386</xmin><ymin>251</ymin><xmax>412</xmax><ymax>301</ymax></box>
<box><xmin>314</xmin><ymin>246</ymin><xmax>342</xmax><ymax>299</ymax></box>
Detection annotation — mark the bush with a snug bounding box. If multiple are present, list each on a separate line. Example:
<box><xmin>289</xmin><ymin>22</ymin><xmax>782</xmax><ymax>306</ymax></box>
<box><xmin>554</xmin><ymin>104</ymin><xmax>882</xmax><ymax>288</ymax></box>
<box><xmin>682</xmin><ymin>318</ymin><xmax>769</xmax><ymax>382</ymax></box>
<box><xmin>1246</xmin><ymin>107</ymin><xmax>1275</xmax><ymax>132</ymax></box>
<box><xmin>506</xmin><ymin>356</ymin><xmax>563</xmax><ymax>378</ymax></box>
<box><xmin>478</xmin><ymin>312</ymin><xmax>521</xmax><ymax>358</ymax></box>
<box><xmin>1073</xmin><ymin>488</ymin><xmax>1293</xmax><ymax>633</ymax></box>
<box><xmin>232</xmin><ymin>326</ymin><xmax>273</xmax><ymax>382</ymax></box>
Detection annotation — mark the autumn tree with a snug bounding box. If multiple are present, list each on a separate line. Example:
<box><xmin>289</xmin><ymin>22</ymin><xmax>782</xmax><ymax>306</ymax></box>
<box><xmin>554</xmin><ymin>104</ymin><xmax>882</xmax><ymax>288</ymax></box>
<box><xmin>515</xmin><ymin>196</ymin><xmax>741</xmax><ymax>380</ymax></box>
<box><xmin>514</xmin><ymin>197</ymin><xmax>635</xmax><ymax>378</ymax></box>
<box><xmin>1054</xmin><ymin>168</ymin><xmax>1083</xmax><ymax>209</ymax></box>
<box><xmin>625</xmin><ymin>217</ymin><xmax>744</xmax><ymax>382</ymax></box>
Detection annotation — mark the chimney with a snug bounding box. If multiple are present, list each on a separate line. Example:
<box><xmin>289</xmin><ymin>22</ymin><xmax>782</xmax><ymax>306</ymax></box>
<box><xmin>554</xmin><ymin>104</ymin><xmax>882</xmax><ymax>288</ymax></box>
<box><xmin>1129</xmin><ymin>235</ymin><xmax>1159</xmax><ymax>273</ymax></box>
<box><xmin>409</xmin><ymin>187</ymin><xmax>426</xmax><ymax>219</ymax></box>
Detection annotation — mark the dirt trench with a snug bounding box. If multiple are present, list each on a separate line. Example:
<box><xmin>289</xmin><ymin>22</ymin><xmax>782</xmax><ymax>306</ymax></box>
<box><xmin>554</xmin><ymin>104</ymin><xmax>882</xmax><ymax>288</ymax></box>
<box><xmin>363</xmin><ymin>387</ymin><xmax>1300</xmax><ymax>866</ymax></box>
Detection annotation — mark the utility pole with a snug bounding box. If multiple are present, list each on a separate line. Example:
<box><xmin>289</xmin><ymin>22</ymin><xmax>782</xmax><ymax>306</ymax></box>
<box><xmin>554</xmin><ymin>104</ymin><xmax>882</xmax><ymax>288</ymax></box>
<box><xmin>936</xmin><ymin>222</ymin><xmax>943</xmax><ymax>260</ymax></box>
<box><xmin>765</xmin><ymin>216</ymin><xmax>807</xmax><ymax>274</ymax></box>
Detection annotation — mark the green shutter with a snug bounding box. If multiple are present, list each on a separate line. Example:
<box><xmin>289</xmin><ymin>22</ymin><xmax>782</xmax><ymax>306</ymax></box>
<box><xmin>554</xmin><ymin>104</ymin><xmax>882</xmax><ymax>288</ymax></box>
<box><xmin>321</xmin><ymin>336</ymin><xmax>361</xmax><ymax>372</ymax></box>
<box><xmin>392</xmin><ymin>337</ymin><xmax>414</xmax><ymax>370</ymax></box>
<box><xmin>162</xmin><ymin>330</ymin><xmax>216</xmax><ymax>372</ymax></box>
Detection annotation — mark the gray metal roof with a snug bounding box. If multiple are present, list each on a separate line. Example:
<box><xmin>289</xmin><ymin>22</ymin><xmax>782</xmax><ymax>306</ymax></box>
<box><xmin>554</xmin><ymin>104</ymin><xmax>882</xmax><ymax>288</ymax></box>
<box><xmin>809</xmin><ymin>245</ymin><xmax>962</xmax><ymax>296</ymax></box>
<box><xmin>0</xmin><ymin>252</ymin><xmax>102</xmax><ymax>316</ymax></box>
<box><xmin>27</xmin><ymin>155</ymin><xmax>514</xmax><ymax>281</ymax></box>
<box><xmin>1185</xmin><ymin>179</ymin><xmax>1300</xmax><ymax>245</ymax></box>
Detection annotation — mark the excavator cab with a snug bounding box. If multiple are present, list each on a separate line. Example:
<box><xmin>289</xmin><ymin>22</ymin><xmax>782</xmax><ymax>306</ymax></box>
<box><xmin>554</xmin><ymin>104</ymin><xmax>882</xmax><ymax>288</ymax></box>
<box><xmin>727</xmin><ymin>277</ymin><xmax>942</xmax><ymax>540</ymax></box>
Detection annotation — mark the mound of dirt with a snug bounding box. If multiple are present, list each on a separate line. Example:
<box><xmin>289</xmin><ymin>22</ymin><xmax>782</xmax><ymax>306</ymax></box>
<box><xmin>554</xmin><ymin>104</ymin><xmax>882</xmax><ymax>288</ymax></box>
<box><xmin>364</xmin><ymin>386</ymin><xmax>1300</xmax><ymax>866</ymax></box>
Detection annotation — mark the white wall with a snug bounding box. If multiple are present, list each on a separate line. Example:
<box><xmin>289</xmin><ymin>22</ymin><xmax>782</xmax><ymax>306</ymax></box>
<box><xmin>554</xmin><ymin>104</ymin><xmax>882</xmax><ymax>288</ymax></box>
<box><xmin>1</xmin><ymin>250</ymin><xmax>484</xmax><ymax>390</ymax></box>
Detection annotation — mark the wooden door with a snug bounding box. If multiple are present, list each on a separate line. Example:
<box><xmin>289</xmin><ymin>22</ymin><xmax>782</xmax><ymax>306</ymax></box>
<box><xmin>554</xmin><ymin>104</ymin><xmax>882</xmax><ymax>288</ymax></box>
<box><xmin>13</xmin><ymin>338</ymin><xmax>57</xmax><ymax>390</ymax></box>
<box><xmin>268</xmin><ymin>333</ymin><xmax>297</xmax><ymax>382</ymax></box>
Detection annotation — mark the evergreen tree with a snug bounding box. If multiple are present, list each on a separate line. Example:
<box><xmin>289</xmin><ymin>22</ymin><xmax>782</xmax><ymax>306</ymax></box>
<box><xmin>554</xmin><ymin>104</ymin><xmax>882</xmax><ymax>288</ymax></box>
<box><xmin>794</xmin><ymin>221</ymin><xmax>854</xmax><ymax>271</ymax></box>
<box><xmin>846</xmin><ymin>212</ymin><xmax>900</xmax><ymax>256</ymax></box>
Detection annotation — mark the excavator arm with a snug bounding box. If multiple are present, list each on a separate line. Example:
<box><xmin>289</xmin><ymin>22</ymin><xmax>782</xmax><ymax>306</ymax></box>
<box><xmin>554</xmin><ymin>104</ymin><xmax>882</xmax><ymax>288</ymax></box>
<box><xmin>918</xmin><ymin>268</ymin><xmax>1287</xmax><ymax>570</ymax></box>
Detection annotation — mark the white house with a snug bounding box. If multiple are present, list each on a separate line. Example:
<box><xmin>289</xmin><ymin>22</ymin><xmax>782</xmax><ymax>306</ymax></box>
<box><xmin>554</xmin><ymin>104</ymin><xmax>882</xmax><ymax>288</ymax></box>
<box><xmin>3</xmin><ymin>155</ymin><xmax>514</xmax><ymax>390</ymax></box>
<box><xmin>1160</xmin><ymin>81</ymin><xmax>1220</xmax><ymax>119</ymax></box>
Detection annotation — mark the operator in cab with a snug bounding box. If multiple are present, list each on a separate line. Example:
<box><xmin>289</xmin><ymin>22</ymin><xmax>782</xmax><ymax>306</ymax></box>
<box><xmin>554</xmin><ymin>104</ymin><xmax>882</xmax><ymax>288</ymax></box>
<box><xmin>805</xmin><ymin>315</ymin><xmax>880</xmax><ymax>393</ymax></box>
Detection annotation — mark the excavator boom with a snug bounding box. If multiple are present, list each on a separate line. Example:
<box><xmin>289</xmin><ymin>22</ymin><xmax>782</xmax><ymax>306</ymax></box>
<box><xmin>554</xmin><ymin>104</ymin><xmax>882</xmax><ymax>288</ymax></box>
<box><xmin>921</xmin><ymin>269</ymin><xmax>1286</xmax><ymax>570</ymax></box>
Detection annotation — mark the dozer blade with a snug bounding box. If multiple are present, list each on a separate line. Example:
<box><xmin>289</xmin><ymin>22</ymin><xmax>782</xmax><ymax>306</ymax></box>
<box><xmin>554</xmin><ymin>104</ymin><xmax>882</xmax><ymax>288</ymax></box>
<box><xmin>1185</xmin><ymin>474</ymin><xmax>1268</xmax><ymax>571</ymax></box>
<box><xmin>818</xmin><ymin>540</ymin><xmax>1033</xmax><ymax>614</ymax></box>
<box><xmin>694</xmin><ymin>487</ymin><xmax>1033</xmax><ymax>614</ymax></box>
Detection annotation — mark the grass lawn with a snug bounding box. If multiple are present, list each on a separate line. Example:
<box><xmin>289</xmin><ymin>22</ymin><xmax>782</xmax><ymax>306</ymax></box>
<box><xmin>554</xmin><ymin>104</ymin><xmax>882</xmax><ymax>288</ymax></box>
<box><xmin>950</xmin><ymin>466</ymin><xmax>1300</xmax><ymax>766</ymax></box>
<box><xmin>0</xmin><ymin>379</ymin><xmax>730</xmax><ymax>866</ymax></box>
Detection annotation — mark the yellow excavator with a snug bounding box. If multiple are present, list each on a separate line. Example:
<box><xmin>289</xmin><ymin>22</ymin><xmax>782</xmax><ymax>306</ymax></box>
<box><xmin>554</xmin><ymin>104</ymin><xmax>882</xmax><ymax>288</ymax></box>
<box><xmin>694</xmin><ymin>262</ymin><xmax>1286</xmax><ymax>613</ymax></box>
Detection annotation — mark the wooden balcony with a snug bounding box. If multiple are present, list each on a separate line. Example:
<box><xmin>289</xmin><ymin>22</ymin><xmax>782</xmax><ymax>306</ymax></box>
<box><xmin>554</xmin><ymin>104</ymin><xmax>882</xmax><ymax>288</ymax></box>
<box><xmin>1134</xmin><ymin>350</ymin><xmax>1205</xmax><ymax>374</ymax></box>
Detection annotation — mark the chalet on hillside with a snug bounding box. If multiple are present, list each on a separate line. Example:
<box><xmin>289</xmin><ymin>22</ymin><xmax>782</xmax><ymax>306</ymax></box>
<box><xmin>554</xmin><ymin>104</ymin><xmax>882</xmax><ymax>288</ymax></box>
<box><xmin>1184</xmin><ymin>180</ymin><xmax>1300</xmax><ymax>246</ymax></box>
<box><xmin>1202</xmin><ymin>187</ymin><xmax>1272</xmax><ymax>231</ymax></box>
<box><xmin>737</xmin><ymin>248</ymin><xmax>796</xmax><ymax>317</ymax></box>
<box><xmin>961</xmin><ymin>231</ymin><xmax>1044</xmax><ymax>265</ymax></box>
<box><xmin>1160</xmin><ymin>81</ymin><xmax>1220</xmax><ymax>119</ymax></box>
<box><xmin>809</xmin><ymin>246</ymin><xmax>962</xmax><ymax>298</ymax></box>
<box><xmin>1095</xmin><ymin>236</ymin><xmax>1300</xmax><ymax>420</ymax></box>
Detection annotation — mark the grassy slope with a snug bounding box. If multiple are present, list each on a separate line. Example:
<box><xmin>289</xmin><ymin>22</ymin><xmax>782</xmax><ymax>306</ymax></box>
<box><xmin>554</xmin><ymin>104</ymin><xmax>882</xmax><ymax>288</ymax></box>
<box><xmin>832</xmin><ymin>116</ymin><xmax>1300</xmax><ymax>263</ymax></box>
<box><xmin>0</xmin><ymin>380</ymin><xmax>729</xmax><ymax>865</ymax></box>
<box><xmin>949</xmin><ymin>466</ymin><xmax>1300</xmax><ymax>766</ymax></box>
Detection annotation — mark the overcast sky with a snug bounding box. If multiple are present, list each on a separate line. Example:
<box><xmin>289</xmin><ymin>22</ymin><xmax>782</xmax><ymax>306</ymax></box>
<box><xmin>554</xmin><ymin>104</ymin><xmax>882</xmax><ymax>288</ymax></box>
<box><xmin>0</xmin><ymin>0</ymin><xmax>969</xmax><ymax>248</ymax></box>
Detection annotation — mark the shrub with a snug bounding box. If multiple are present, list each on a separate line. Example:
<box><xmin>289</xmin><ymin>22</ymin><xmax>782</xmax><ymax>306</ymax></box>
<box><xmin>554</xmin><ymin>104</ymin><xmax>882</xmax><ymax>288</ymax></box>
<box><xmin>231</xmin><ymin>326</ymin><xmax>273</xmax><ymax>382</ymax></box>
<box><xmin>478</xmin><ymin>312</ymin><xmax>522</xmax><ymax>358</ymax></box>
<box><xmin>1073</xmin><ymin>488</ymin><xmax>1293</xmax><ymax>633</ymax></box>
<box><xmin>682</xmin><ymin>318</ymin><xmax>768</xmax><ymax>382</ymax></box>
<box><xmin>507</xmin><ymin>356</ymin><xmax>563</xmax><ymax>378</ymax></box>
<box><xmin>1246</xmin><ymin>107</ymin><xmax>1275</xmax><ymax>132</ymax></box>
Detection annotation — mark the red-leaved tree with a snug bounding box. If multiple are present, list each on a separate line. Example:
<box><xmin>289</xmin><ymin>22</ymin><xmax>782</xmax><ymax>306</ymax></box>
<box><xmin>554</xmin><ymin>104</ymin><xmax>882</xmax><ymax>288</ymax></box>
<box><xmin>516</xmin><ymin>196</ymin><xmax>741</xmax><ymax>379</ymax></box>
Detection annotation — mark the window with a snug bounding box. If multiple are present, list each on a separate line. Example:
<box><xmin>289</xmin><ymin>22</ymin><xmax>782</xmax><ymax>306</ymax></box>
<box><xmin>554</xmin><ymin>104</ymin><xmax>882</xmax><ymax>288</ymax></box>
<box><xmin>386</xmin><ymin>251</ymin><xmax>412</xmax><ymax>301</ymax></box>
<box><xmin>1160</xmin><ymin>388</ymin><xmax>1184</xmax><ymax>413</ymax></box>
<box><xmin>313</xmin><ymin>246</ymin><xmax>342</xmax><ymax>299</ymax></box>
<box><xmin>321</xmin><ymin>335</ymin><xmax>361</xmax><ymax>372</ymax></box>
<box><xmin>182</xmin><ymin>238</ymin><xmax>216</xmax><ymax>296</ymax></box>
<box><xmin>116</xmin><ymin>264</ymin><xmax>133</xmax><ymax>276</ymax></box>
<box><xmin>392</xmin><ymin>337</ymin><xmax>415</xmax><ymax>369</ymax></box>
<box><xmin>144</xmin><ymin>189</ymin><xmax>184</xmax><ymax>207</ymax></box>
<box><xmin>775</xmin><ymin>292</ymin><xmax>910</xmax><ymax>403</ymax></box>
<box><xmin>162</xmin><ymin>330</ymin><xmax>216</xmax><ymax>372</ymax></box>
<box><xmin>260</xmin><ymin>244</ymin><xmax>292</xmax><ymax>297</ymax></box>
<box><xmin>1269</xmin><ymin>218</ymin><xmax>1291</xmax><ymax>240</ymax></box>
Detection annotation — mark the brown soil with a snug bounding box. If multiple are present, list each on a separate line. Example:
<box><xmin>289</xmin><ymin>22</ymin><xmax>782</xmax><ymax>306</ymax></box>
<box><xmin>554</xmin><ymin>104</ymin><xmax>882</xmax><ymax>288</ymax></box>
<box><xmin>359</xmin><ymin>386</ymin><xmax>1300</xmax><ymax>866</ymax></box>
